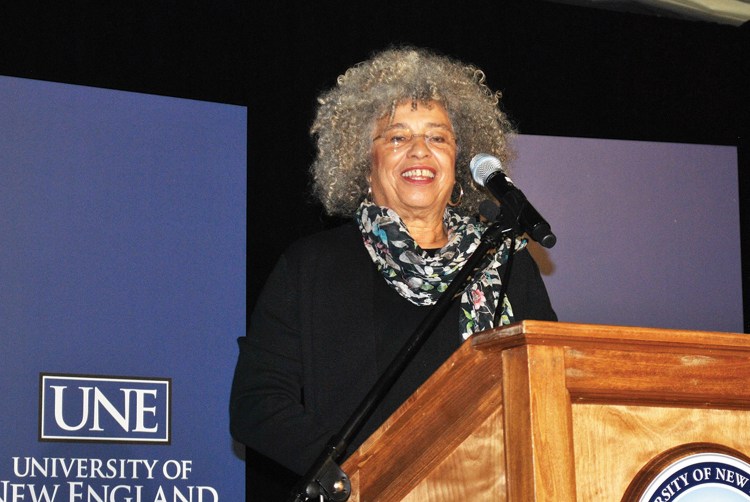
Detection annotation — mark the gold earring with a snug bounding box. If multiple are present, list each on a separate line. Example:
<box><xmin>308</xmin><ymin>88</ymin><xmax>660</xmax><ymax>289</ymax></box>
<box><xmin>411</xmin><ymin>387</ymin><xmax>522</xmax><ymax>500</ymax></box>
<box><xmin>448</xmin><ymin>182</ymin><xmax>464</xmax><ymax>207</ymax></box>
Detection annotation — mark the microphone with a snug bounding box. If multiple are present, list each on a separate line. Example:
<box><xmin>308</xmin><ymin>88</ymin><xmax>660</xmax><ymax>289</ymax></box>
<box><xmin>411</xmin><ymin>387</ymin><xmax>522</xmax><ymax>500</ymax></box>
<box><xmin>470</xmin><ymin>153</ymin><xmax>557</xmax><ymax>248</ymax></box>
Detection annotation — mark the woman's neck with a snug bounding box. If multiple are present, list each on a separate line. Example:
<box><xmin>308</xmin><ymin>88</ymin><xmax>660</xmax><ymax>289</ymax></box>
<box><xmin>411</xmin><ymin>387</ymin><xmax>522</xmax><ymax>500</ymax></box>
<box><xmin>403</xmin><ymin>215</ymin><xmax>448</xmax><ymax>249</ymax></box>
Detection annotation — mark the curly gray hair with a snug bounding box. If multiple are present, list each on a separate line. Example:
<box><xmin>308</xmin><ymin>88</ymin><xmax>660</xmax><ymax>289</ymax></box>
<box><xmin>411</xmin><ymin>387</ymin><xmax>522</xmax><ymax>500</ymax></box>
<box><xmin>310</xmin><ymin>46</ymin><xmax>516</xmax><ymax>217</ymax></box>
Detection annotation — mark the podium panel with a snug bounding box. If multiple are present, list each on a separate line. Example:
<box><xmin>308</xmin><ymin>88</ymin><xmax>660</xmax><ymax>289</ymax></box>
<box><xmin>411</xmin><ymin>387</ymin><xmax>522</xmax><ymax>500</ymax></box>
<box><xmin>342</xmin><ymin>321</ymin><xmax>750</xmax><ymax>501</ymax></box>
<box><xmin>573</xmin><ymin>404</ymin><xmax>750</xmax><ymax>499</ymax></box>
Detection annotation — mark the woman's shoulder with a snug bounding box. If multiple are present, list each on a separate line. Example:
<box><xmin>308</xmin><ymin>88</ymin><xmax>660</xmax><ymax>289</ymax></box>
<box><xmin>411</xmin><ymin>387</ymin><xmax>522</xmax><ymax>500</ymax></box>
<box><xmin>269</xmin><ymin>222</ymin><xmax>371</xmax><ymax>297</ymax></box>
<box><xmin>288</xmin><ymin>222</ymin><xmax>358</xmax><ymax>249</ymax></box>
<box><xmin>283</xmin><ymin>222</ymin><xmax>364</xmax><ymax>264</ymax></box>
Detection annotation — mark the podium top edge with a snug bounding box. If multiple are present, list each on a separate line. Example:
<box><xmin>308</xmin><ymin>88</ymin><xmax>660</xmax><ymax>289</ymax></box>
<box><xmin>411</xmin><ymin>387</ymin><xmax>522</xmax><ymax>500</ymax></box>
<box><xmin>471</xmin><ymin>320</ymin><xmax>750</xmax><ymax>353</ymax></box>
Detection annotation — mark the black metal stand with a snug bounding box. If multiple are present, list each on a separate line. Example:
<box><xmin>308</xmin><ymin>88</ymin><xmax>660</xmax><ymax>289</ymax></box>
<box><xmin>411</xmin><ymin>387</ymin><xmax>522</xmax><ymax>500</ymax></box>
<box><xmin>287</xmin><ymin>214</ymin><xmax>516</xmax><ymax>502</ymax></box>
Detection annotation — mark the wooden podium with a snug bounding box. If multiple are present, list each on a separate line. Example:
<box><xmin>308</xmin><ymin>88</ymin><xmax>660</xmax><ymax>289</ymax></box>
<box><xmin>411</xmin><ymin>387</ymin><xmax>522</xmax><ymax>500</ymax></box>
<box><xmin>340</xmin><ymin>321</ymin><xmax>750</xmax><ymax>501</ymax></box>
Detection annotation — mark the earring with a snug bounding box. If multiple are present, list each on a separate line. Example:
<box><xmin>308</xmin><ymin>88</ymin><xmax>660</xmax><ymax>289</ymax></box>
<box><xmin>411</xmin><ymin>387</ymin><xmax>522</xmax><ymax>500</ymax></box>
<box><xmin>448</xmin><ymin>182</ymin><xmax>464</xmax><ymax>207</ymax></box>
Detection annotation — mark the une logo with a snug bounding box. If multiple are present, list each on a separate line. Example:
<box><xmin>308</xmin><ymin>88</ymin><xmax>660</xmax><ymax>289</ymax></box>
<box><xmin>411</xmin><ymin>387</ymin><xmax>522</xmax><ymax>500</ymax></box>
<box><xmin>39</xmin><ymin>374</ymin><xmax>171</xmax><ymax>444</ymax></box>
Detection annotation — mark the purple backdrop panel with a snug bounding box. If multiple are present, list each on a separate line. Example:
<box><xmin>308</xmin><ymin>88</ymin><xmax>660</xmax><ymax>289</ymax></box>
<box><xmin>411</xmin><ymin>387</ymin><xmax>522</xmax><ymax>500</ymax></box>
<box><xmin>0</xmin><ymin>76</ymin><xmax>246</xmax><ymax>500</ymax></box>
<box><xmin>511</xmin><ymin>134</ymin><xmax>742</xmax><ymax>333</ymax></box>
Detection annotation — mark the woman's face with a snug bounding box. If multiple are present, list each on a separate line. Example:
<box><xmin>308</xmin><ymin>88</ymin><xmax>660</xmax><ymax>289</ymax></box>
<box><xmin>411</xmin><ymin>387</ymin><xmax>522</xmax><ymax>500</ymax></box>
<box><xmin>369</xmin><ymin>101</ymin><xmax>457</xmax><ymax>221</ymax></box>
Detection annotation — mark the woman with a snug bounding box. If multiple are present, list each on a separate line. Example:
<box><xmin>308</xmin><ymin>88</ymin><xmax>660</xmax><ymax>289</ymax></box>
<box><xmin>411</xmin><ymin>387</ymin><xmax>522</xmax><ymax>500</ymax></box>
<box><xmin>230</xmin><ymin>46</ymin><xmax>556</xmax><ymax>487</ymax></box>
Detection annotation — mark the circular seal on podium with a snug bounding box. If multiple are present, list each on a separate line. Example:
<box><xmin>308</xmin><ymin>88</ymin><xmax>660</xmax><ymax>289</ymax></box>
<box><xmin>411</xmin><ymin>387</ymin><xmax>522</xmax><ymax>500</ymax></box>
<box><xmin>623</xmin><ymin>443</ymin><xmax>750</xmax><ymax>501</ymax></box>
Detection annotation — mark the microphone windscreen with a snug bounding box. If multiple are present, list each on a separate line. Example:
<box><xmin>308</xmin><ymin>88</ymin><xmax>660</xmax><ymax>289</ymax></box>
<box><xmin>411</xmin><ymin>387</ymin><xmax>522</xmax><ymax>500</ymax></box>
<box><xmin>469</xmin><ymin>153</ymin><xmax>503</xmax><ymax>186</ymax></box>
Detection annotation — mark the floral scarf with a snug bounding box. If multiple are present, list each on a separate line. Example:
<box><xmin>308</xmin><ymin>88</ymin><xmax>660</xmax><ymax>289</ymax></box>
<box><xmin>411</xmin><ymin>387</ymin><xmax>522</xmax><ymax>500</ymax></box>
<box><xmin>356</xmin><ymin>201</ymin><xmax>526</xmax><ymax>340</ymax></box>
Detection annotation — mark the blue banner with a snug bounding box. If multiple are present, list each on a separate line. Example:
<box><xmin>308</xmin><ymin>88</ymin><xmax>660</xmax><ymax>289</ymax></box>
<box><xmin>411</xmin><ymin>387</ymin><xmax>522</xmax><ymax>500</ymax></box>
<box><xmin>0</xmin><ymin>76</ymin><xmax>246</xmax><ymax>501</ymax></box>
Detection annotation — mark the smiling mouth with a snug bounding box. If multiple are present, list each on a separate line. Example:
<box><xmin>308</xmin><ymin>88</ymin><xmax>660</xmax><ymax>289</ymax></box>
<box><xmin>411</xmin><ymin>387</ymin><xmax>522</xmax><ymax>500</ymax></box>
<box><xmin>402</xmin><ymin>168</ymin><xmax>435</xmax><ymax>180</ymax></box>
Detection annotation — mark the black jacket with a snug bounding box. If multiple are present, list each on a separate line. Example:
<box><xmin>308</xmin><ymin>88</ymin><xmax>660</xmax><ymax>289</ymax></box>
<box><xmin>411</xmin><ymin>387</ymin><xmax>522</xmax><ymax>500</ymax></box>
<box><xmin>230</xmin><ymin>223</ymin><xmax>556</xmax><ymax>480</ymax></box>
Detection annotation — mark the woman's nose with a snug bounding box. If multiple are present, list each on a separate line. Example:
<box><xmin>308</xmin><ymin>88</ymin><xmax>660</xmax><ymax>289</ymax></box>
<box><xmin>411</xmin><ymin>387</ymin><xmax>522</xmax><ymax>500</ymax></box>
<box><xmin>406</xmin><ymin>134</ymin><xmax>431</xmax><ymax>156</ymax></box>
